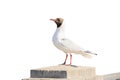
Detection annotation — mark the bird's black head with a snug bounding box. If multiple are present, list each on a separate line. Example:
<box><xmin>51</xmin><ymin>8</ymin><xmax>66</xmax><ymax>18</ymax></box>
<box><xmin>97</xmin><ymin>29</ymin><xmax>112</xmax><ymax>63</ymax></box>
<box><xmin>50</xmin><ymin>18</ymin><xmax>64</xmax><ymax>28</ymax></box>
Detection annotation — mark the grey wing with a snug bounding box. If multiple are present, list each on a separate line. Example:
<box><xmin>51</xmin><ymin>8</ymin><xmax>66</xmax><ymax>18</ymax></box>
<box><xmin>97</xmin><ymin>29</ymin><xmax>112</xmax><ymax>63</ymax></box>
<box><xmin>60</xmin><ymin>38</ymin><xmax>97</xmax><ymax>58</ymax></box>
<box><xmin>60</xmin><ymin>38</ymin><xmax>84</xmax><ymax>52</ymax></box>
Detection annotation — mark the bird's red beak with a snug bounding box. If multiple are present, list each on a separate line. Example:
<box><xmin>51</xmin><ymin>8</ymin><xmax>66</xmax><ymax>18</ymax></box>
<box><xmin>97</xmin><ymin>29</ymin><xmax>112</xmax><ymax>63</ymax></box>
<box><xmin>50</xmin><ymin>19</ymin><xmax>56</xmax><ymax>21</ymax></box>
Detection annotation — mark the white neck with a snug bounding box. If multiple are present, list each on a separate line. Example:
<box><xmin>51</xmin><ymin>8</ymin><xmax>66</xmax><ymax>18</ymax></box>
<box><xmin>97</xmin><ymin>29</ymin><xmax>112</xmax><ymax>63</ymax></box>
<box><xmin>53</xmin><ymin>21</ymin><xmax>65</xmax><ymax>40</ymax></box>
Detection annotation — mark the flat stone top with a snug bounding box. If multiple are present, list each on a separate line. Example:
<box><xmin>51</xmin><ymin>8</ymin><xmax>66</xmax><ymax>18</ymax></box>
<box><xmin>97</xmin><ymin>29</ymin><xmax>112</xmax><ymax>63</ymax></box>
<box><xmin>31</xmin><ymin>65</ymin><xmax>95</xmax><ymax>71</ymax></box>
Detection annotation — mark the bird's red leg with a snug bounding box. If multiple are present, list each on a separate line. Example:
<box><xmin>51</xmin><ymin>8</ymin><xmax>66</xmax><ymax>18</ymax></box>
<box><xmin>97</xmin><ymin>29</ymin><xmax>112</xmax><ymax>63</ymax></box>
<box><xmin>70</xmin><ymin>54</ymin><xmax>72</xmax><ymax>65</ymax></box>
<box><xmin>62</xmin><ymin>53</ymin><xmax>68</xmax><ymax>65</ymax></box>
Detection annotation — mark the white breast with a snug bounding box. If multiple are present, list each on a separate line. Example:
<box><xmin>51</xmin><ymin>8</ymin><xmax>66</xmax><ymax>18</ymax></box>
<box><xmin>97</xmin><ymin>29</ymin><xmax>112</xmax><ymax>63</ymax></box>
<box><xmin>52</xmin><ymin>27</ymin><xmax>68</xmax><ymax>52</ymax></box>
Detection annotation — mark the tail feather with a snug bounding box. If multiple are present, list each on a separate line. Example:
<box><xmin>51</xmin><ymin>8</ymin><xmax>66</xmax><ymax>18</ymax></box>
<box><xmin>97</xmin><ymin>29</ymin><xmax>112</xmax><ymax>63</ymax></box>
<box><xmin>77</xmin><ymin>51</ymin><xmax>92</xmax><ymax>58</ymax></box>
<box><xmin>81</xmin><ymin>52</ymin><xmax>92</xmax><ymax>58</ymax></box>
<box><xmin>77</xmin><ymin>50</ymin><xmax>97</xmax><ymax>58</ymax></box>
<box><xmin>84</xmin><ymin>50</ymin><xmax>98</xmax><ymax>55</ymax></box>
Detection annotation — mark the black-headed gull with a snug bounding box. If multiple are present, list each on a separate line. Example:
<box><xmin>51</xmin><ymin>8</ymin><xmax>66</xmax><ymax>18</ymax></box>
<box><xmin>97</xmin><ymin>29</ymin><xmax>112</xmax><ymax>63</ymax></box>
<box><xmin>50</xmin><ymin>18</ymin><xmax>97</xmax><ymax>65</ymax></box>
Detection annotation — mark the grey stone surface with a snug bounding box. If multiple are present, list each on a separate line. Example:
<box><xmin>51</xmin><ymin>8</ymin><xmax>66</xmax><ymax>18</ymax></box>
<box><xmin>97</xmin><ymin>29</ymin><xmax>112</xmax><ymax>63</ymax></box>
<box><xmin>31</xmin><ymin>70</ymin><xmax>67</xmax><ymax>78</ymax></box>
<box><xmin>103</xmin><ymin>72</ymin><xmax>120</xmax><ymax>80</ymax></box>
<box><xmin>22</xmin><ymin>78</ymin><xmax>66</xmax><ymax>80</ymax></box>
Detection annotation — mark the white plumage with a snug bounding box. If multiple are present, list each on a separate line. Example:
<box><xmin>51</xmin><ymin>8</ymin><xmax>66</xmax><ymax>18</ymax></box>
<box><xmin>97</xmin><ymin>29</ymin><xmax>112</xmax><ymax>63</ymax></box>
<box><xmin>50</xmin><ymin>18</ymin><xmax>97</xmax><ymax>65</ymax></box>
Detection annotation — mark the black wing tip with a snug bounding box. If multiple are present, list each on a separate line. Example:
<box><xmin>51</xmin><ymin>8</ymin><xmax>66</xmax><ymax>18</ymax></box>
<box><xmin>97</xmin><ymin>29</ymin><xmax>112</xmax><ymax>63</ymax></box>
<box><xmin>84</xmin><ymin>50</ymin><xmax>98</xmax><ymax>55</ymax></box>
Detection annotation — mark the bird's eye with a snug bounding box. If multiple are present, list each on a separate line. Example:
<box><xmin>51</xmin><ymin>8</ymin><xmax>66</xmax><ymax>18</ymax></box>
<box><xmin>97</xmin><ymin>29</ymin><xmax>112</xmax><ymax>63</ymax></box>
<box><xmin>56</xmin><ymin>18</ymin><xmax>60</xmax><ymax>21</ymax></box>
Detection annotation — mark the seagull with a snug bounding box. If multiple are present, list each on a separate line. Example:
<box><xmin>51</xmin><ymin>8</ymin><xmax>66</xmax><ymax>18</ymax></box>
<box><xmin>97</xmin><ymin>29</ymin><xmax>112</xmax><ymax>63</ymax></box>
<box><xmin>50</xmin><ymin>18</ymin><xmax>97</xmax><ymax>65</ymax></box>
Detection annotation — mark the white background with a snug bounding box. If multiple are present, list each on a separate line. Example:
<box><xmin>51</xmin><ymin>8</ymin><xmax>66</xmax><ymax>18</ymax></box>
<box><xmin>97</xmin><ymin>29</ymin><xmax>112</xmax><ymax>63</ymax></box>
<box><xmin>0</xmin><ymin>0</ymin><xmax>120</xmax><ymax>80</ymax></box>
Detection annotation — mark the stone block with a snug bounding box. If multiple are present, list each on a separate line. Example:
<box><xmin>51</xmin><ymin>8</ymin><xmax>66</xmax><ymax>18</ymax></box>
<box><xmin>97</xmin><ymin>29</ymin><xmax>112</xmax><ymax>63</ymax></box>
<box><xmin>30</xmin><ymin>65</ymin><xmax>96</xmax><ymax>79</ymax></box>
<box><xmin>22</xmin><ymin>65</ymin><xmax>120</xmax><ymax>80</ymax></box>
